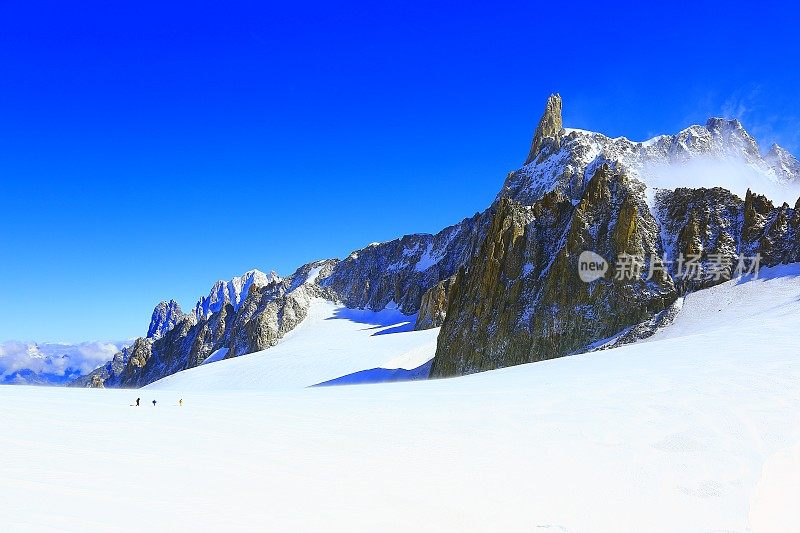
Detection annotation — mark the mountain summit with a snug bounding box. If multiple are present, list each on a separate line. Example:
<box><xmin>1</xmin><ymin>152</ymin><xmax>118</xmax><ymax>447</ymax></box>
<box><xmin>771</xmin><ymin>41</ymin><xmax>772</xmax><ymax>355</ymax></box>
<box><xmin>524</xmin><ymin>93</ymin><xmax>563</xmax><ymax>165</ymax></box>
<box><xmin>146</xmin><ymin>300</ymin><xmax>184</xmax><ymax>340</ymax></box>
<box><xmin>504</xmin><ymin>99</ymin><xmax>800</xmax><ymax>207</ymax></box>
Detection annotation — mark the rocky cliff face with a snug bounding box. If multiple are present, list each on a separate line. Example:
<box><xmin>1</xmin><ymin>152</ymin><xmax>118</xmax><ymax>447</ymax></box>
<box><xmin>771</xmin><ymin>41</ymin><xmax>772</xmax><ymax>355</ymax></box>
<box><xmin>76</xmin><ymin>94</ymin><xmax>800</xmax><ymax>388</ymax></box>
<box><xmin>431</xmin><ymin>98</ymin><xmax>800</xmax><ymax>378</ymax></box>
<box><xmin>414</xmin><ymin>275</ymin><xmax>456</xmax><ymax>329</ymax></box>
<box><xmin>431</xmin><ymin>171</ymin><xmax>800</xmax><ymax>377</ymax></box>
<box><xmin>524</xmin><ymin>93</ymin><xmax>563</xmax><ymax>166</ymax></box>
<box><xmin>146</xmin><ymin>300</ymin><xmax>185</xmax><ymax>340</ymax></box>
<box><xmin>431</xmin><ymin>165</ymin><xmax>676</xmax><ymax>377</ymax></box>
<box><xmin>320</xmin><ymin>212</ymin><xmax>490</xmax><ymax>315</ymax></box>
<box><xmin>194</xmin><ymin>269</ymin><xmax>281</xmax><ymax>320</ymax></box>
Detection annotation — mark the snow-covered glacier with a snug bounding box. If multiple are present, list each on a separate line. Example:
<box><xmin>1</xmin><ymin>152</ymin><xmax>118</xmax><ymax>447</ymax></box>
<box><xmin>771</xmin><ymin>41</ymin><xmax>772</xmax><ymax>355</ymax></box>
<box><xmin>3</xmin><ymin>264</ymin><xmax>800</xmax><ymax>531</ymax></box>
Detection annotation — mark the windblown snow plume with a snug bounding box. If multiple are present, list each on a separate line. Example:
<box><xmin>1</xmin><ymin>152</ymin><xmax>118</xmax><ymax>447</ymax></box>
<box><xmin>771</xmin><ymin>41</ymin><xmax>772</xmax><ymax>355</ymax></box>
<box><xmin>502</xmin><ymin>110</ymin><xmax>800</xmax><ymax>207</ymax></box>
<box><xmin>642</xmin><ymin>154</ymin><xmax>800</xmax><ymax>205</ymax></box>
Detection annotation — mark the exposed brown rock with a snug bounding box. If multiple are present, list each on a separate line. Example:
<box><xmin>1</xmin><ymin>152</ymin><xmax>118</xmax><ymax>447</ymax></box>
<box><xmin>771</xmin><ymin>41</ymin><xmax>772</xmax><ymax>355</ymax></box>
<box><xmin>430</xmin><ymin>167</ymin><xmax>675</xmax><ymax>378</ymax></box>
<box><xmin>612</xmin><ymin>194</ymin><xmax>638</xmax><ymax>255</ymax></box>
<box><xmin>678</xmin><ymin>213</ymin><xmax>702</xmax><ymax>257</ymax></box>
<box><xmin>524</xmin><ymin>94</ymin><xmax>563</xmax><ymax>165</ymax></box>
<box><xmin>415</xmin><ymin>276</ymin><xmax>456</xmax><ymax>330</ymax></box>
<box><xmin>792</xmin><ymin>197</ymin><xmax>800</xmax><ymax>228</ymax></box>
<box><xmin>743</xmin><ymin>188</ymin><xmax>774</xmax><ymax>242</ymax></box>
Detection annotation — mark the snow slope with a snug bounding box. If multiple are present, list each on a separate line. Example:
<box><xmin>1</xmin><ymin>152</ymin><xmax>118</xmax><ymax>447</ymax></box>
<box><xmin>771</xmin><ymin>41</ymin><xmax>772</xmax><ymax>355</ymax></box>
<box><xmin>148</xmin><ymin>299</ymin><xmax>439</xmax><ymax>390</ymax></box>
<box><xmin>647</xmin><ymin>265</ymin><xmax>800</xmax><ymax>343</ymax></box>
<box><xmin>2</xmin><ymin>266</ymin><xmax>800</xmax><ymax>531</ymax></box>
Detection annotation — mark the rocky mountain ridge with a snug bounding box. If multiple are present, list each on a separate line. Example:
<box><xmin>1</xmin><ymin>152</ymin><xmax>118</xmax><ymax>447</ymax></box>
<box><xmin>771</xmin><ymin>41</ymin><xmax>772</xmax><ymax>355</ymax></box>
<box><xmin>74</xmin><ymin>217</ymin><xmax>489</xmax><ymax>387</ymax></box>
<box><xmin>432</xmin><ymin>95</ymin><xmax>799</xmax><ymax>376</ymax></box>
<box><xmin>499</xmin><ymin>94</ymin><xmax>799</xmax><ymax>207</ymax></box>
<box><xmin>75</xmin><ymin>94</ymin><xmax>800</xmax><ymax>387</ymax></box>
<box><xmin>146</xmin><ymin>300</ymin><xmax>184</xmax><ymax>340</ymax></box>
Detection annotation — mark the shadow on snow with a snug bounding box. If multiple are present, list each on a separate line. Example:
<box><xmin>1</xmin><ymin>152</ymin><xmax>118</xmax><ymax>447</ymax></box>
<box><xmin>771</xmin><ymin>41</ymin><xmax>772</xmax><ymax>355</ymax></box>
<box><xmin>311</xmin><ymin>359</ymin><xmax>433</xmax><ymax>387</ymax></box>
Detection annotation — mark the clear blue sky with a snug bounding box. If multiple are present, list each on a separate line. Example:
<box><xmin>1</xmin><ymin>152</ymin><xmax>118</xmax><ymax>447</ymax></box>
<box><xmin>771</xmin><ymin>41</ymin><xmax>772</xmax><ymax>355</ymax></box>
<box><xmin>1</xmin><ymin>1</ymin><xmax>799</xmax><ymax>342</ymax></box>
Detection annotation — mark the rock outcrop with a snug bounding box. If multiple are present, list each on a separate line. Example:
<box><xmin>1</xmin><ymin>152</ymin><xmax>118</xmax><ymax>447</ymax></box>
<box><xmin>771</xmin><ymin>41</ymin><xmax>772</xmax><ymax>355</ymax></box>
<box><xmin>146</xmin><ymin>300</ymin><xmax>185</xmax><ymax>340</ymax></box>
<box><xmin>321</xmin><ymin>212</ymin><xmax>490</xmax><ymax>315</ymax></box>
<box><xmin>431</xmin><ymin>181</ymin><xmax>800</xmax><ymax>378</ymax></box>
<box><xmin>430</xmin><ymin>165</ymin><xmax>676</xmax><ymax>377</ymax></box>
<box><xmin>524</xmin><ymin>93</ymin><xmax>563</xmax><ymax>166</ymax></box>
<box><xmin>194</xmin><ymin>269</ymin><xmax>281</xmax><ymax>320</ymax></box>
<box><xmin>70</xmin><ymin>346</ymin><xmax>130</xmax><ymax>388</ymax></box>
<box><xmin>415</xmin><ymin>276</ymin><xmax>456</xmax><ymax>330</ymax></box>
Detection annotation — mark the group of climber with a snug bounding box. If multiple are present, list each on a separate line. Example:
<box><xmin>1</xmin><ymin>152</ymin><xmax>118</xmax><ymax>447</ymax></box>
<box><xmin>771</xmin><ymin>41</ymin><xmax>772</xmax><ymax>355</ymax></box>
<box><xmin>133</xmin><ymin>397</ymin><xmax>183</xmax><ymax>407</ymax></box>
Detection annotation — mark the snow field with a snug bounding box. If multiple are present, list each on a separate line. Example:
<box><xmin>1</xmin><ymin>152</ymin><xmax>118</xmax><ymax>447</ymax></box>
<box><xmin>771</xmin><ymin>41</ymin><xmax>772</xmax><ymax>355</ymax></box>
<box><xmin>2</xmin><ymin>265</ymin><xmax>800</xmax><ymax>531</ymax></box>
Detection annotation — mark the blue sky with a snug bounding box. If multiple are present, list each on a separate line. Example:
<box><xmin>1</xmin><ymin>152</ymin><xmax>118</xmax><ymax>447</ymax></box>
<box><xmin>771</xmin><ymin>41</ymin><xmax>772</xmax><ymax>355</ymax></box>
<box><xmin>1</xmin><ymin>1</ymin><xmax>799</xmax><ymax>342</ymax></box>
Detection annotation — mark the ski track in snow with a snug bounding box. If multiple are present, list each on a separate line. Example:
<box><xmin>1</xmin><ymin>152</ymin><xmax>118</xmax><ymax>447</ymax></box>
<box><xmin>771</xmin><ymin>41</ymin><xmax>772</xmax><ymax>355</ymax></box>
<box><xmin>2</xmin><ymin>265</ymin><xmax>800</xmax><ymax>531</ymax></box>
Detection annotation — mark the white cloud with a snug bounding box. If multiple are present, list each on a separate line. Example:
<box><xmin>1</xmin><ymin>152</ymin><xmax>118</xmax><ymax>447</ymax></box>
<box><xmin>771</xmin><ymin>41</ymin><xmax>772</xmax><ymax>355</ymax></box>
<box><xmin>644</xmin><ymin>155</ymin><xmax>800</xmax><ymax>206</ymax></box>
<box><xmin>0</xmin><ymin>340</ymin><xmax>128</xmax><ymax>383</ymax></box>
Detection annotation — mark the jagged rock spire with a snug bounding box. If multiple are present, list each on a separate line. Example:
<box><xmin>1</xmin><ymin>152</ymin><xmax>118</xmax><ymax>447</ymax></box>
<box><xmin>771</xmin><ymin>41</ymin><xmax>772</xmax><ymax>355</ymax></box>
<box><xmin>146</xmin><ymin>299</ymin><xmax>184</xmax><ymax>340</ymax></box>
<box><xmin>524</xmin><ymin>93</ymin><xmax>563</xmax><ymax>165</ymax></box>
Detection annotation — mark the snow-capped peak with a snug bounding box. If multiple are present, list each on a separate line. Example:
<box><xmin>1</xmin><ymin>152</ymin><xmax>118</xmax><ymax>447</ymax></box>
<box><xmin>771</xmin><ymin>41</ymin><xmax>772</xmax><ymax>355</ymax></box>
<box><xmin>146</xmin><ymin>299</ymin><xmax>184</xmax><ymax>340</ymax></box>
<box><xmin>498</xmin><ymin>97</ymin><xmax>800</xmax><ymax>206</ymax></box>
<box><xmin>764</xmin><ymin>143</ymin><xmax>800</xmax><ymax>185</ymax></box>
<box><xmin>194</xmin><ymin>269</ymin><xmax>282</xmax><ymax>320</ymax></box>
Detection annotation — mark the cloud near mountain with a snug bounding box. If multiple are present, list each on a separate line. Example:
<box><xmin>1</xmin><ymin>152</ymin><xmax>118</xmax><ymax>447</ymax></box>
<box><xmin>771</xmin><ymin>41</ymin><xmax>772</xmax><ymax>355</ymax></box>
<box><xmin>0</xmin><ymin>340</ymin><xmax>129</xmax><ymax>385</ymax></box>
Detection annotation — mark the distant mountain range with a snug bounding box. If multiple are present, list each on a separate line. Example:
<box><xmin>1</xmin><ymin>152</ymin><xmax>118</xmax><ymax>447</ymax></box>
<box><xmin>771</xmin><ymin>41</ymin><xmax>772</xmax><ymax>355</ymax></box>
<box><xmin>0</xmin><ymin>340</ymin><xmax>130</xmax><ymax>385</ymax></box>
<box><xmin>56</xmin><ymin>94</ymin><xmax>800</xmax><ymax>388</ymax></box>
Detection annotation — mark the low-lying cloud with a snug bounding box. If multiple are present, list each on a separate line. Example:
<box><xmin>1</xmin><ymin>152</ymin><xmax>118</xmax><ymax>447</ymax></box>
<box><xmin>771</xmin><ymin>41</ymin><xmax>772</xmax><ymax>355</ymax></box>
<box><xmin>643</xmin><ymin>156</ymin><xmax>800</xmax><ymax>206</ymax></box>
<box><xmin>0</xmin><ymin>340</ymin><xmax>128</xmax><ymax>384</ymax></box>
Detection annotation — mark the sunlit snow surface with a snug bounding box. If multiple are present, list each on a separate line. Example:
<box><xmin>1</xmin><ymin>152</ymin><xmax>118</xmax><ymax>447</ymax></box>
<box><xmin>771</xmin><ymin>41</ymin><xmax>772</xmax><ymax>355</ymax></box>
<box><xmin>149</xmin><ymin>300</ymin><xmax>438</xmax><ymax>390</ymax></box>
<box><xmin>3</xmin><ymin>266</ymin><xmax>800</xmax><ymax>531</ymax></box>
